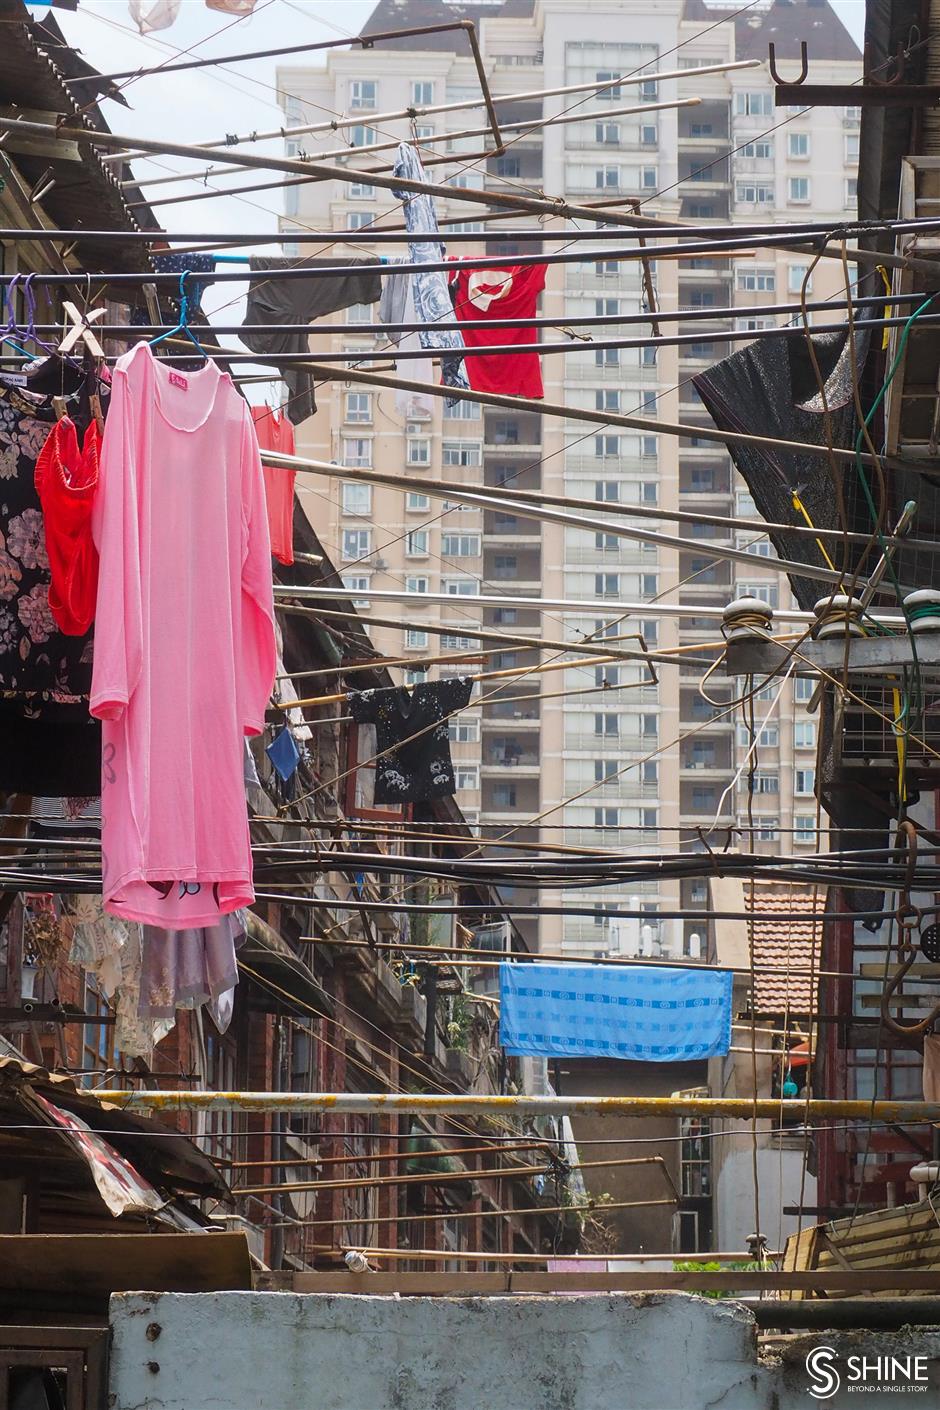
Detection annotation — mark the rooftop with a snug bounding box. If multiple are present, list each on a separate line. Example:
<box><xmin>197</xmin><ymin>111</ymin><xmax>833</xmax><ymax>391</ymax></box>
<box><xmin>746</xmin><ymin>882</ymin><xmax>826</xmax><ymax>1016</ymax></box>
<box><xmin>682</xmin><ymin>0</ymin><xmax>860</xmax><ymax>64</ymax></box>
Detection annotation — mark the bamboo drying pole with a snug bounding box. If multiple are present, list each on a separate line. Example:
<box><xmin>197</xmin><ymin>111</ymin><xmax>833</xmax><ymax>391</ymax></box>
<box><xmin>272</xmin><ymin>1197</ymin><xmax>678</xmax><ymax>1231</ymax></box>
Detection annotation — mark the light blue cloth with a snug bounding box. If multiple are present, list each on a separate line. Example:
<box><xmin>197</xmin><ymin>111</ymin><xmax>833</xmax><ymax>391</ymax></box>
<box><xmin>499</xmin><ymin>962</ymin><xmax>733</xmax><ymax>1062</ymax></box>
<box><xmin>392</xmin><ymin>142</ymin><xmax>468</xmax><ymax>396</ymax></box>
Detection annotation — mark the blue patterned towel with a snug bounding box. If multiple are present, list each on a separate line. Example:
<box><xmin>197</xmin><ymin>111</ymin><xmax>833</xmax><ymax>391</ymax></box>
<box><xmin>499</xmin><ymin>962</ymin><xmax>733</xmax><ymax>1062</ymax></box>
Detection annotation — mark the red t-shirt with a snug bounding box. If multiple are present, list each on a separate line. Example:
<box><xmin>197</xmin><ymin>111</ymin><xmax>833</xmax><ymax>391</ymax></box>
<box><xmin>251</xmin><ymin>405</ymin><xmax>296</xmax><ymax>566</ymax></box>
<box><xmin>448</xmin><ymin>262</ymin><xmax>546</xmax><ymax>398</ymax></box>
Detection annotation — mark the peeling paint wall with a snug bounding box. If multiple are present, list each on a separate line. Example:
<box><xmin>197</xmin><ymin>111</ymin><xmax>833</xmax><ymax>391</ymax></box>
<box><xmin>109</xmin><ymin>1291</ymin><xmax>940</xmax><ymax>1410</ymax></box>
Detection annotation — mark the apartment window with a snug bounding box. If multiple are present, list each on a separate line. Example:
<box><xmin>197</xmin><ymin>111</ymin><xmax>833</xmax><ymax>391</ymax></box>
<box><xmin>642</xmin><ymin>573</ymin><xmax>657</xmax><ymax>595</ymax></box>
<box><xmin>736</xmin><ymin>181</ymin><xmax>774</xmax><ymax>204</ymax></box>
<box><xmin>688</xmin><ymin>288</ymin><xmax>716</xmax><ymax>308</ymax></box>
<box><xmin>349</xmin><ymin>125</ymin><xmax>378</xmax><ymax>147</ymax></box>
<box><xmin>795</xmin><ymin>768</ymin><xmax>816</xmax><ymax>796</ymax></box>
<box><xmin>342</xmin><ymin>574</ymin><xmax>371</xmax><ymax>607</ymax></box>
<box><xmin>406</xmin><ymin>492</ymin><xmax>430</xmax><ymax>512</ymax></box>
<box><xmin>595</xmin><ymin>166</ymin><xmax>620</xmax><ymax>190</ymax></box>
<box><xmin>341</xmin><ymin>482</ymin><xmax>371</xmax><ymax>517</ymax></box>
<box><xmin>737</xmin><ymin>268</ymin><xmax>776</xmax><ymax>292</ymax></box>
<box><xmin>595</xmin><ymin>480</ymin><xmax>619</xmax><ymax>502</ymax></box>
<box><xmin>444</xmin><ymin>577</ymin><xmax>479</xmax><ymax>595</ymax></box>
<box><xmin>455</xmin><ymin>766</ymin><xmax>479</xmax><ymax>792</ymax></box>
<box><xmin>595</xmin><ymin>297</ymin><xmax>619</xmax><ymax>318</ymax></box>
<box><xmin>735</xmin><ymin>91</ymin><xmax>773</xmax><ymax>117</ymax></box>
<box><xmin>788</xmin><ymin>263</ymin><xmax>813</xmax><ymax>294</ymax></box>
<box><xmin>642</xmin><ymin>618</ymin><xmax>658</xmax><ymax>646</ymax></box>
<box><xmin>443</xmin><ymin>398</ymin><xmax>481</xmax><ymax>420</ymax></box>
<box><xmin>752</xmin><ymin>772</ymin><xmax>779</xmax><ymax>795</ymax></box>
<box><xmin>595</xmin><ymin>389</ymin><xmax>621</xmax><ymax>412</ymax></box>
<box><xmin>595</xmin><ymin>664</ymin><xmax>619</xmax><ymax>687</ymax></box>
<box><xmin>845</xmin><ymin>176</ymin><xmax>858</xmax><ymax>207</ymax></box>
<box><xmin>441</xmin><ymin>533</ymin><xmax>481</xmax><ymax>557</ymax></box>
<box><xmin>795</xmin><ymin>815</ymin><xmax>817</xmax><ymax>843</ymax></box>
<box><xmin>789</xmin><ymin>176</ymin><xmax>810</xmax><ymax>203</ymax></box>
<box><xmin>349</xmin><ymin>181</ymin><xmax>374</xmax><ymax>199</ymax></box>
<box><xmin>642</xmin><ymin>436</ymin><xmax>657</xmax><ymax>458</ymax></box>
<box><xmin>350</xmin><ymin>79</ymin><xmax>377</xmax><ymax>109</ymax></box>
<box><xmin>406</xmin><ymin>530</ymin><xmax>429</xmax><ymax>557</ymax></box>
<box><xmin>406</xmin><ymin>437</ymin><xmax>431</xmax><ymax>467</ymax></box>
<box><xmin>495</xmin><ymin>607</ymin><xmax>517</xmax><ymax>624</ymax></box>
<box><xmin>406</xmin><ymin>628</ymin><xmax>429</xmax><ymax>648</ymax></box>
<box><xmin>442</xmin><ymin>441</ymin><xmax>482</xmax><ymax>467</ymax></box>
<box><xmin>493</xmin><ymin>783</ymin><xmax>517</xmax><ymax>808</ymax></box>
<box><xmin>412</xmin><ymin>80</ymin><xmax>434</xmax><ymax>106</ymax></box>
<box><xmin>755</xmin><ymin>817</ymin><xmax>779</xmax><ymax>841</ymax></box>
<box><xmin>342</xmin><ymin>437</ymin><xmax>372</xmax><ymax>468</ymax></box>
<box><xmin>595</xmin><ymin>259</ymin><xmax>618</xmax><ymax>276</ymax></box>
<box><xmin>641</xmin><ymin>167</ymin><xmax>657</xmax><ymax>189</ymax></box>
<box><xmin>595</xmin><ymin>573</ymin><xmax>620</xmax><ymax>597</ymax></box>
<box><xmin>595</xmin><ymin>346</ymin><xmax>620</xmax><ymax>366</ymax></box>
<box><xmin>415</xmin><ymin>124</ymin><xmax>435</xmax><ymax>141</ymax></box>
<box><xmin>594</xmin><ymin>713</ymin><xmax>619</xmax><ymax>736</ymax></box>
<box><xmin>690</xmin><ymin>467</ymin><xmax>716</xmax><ymax>492</ymax></box>
<box><xmin>493</xmin><ymin>556</ymin><xmax>518</xmax><ymax>580</ymax></box>
<box><xmin>642</xmin><ymin>713</ymin><xmax>657</xmax><ymax>737</ymax></box>
<box><xmin>686</xmin><ymin>202</ymin><xmax>715</xmax><ymax>218</ymax></box>
<box><xmin>596</xmin><ymin>70</ymin><xmax>622</xmax><ymax>101</ymax></box>
<box><xmin>640</xmin><ymin>79</ymin><xmax>657</xmax><ymax>101</ymax></box>
<box><xmin>405</xmin><ymin>576</ymin><xmax>428</xmax><ymax>594</ymax></box>
<box><xmin>342</xmin><ymin>528</ymin><xmax>371</xmax><ymax>560</ymax></box>
<box><xmin>345</xmin><ymin>391</ymin><xmax>372</xmax><ymax>423</ymax></box>
<box><xmin>594</xmin><ymin>759</ymin><xmax>618</xmax><ymax>784</ymax></box>
<box><xmin>347</xmin><ymin>211</ymin><xmax>374</xmax><ymax>230</ymax></box>
<box><xmin>642</xmin><ymin>760</ymin><xmax>658</xmax><ymax>785</ymax></box>
<box><xmin>642</xmin><ymin>344</ymin><xmax>657</xmax><ymax>367</ymax></box>
<box><xmin>692</xmin><ymin>786</ymin><xmax>716</xmax><ymax>812</ymax></box>
<box><xmin>404</xmin><ymin>668</ymin><xmax>427</xmax><ymax>686</ymax></box>
<box><xmin>843</xmin><ymin>105</ymin><xmax>861</xmax><ymax>125</ymax></box>
<box><xmin>448</xmin><ymin>716</ymin><xmax>480</xmax><ymax>743</ymax></box>
<box><xmin>594</xmin><ymin>807</ymin><xmax>619</xmax><ymax>828</ymax></box>
<box><xmin>595</xmin><ymin>434</ymin><xmax>620</xmax><ymax>458</ymax></box>
<box><xmin>787</xmin><ymin>132</ymin><xmax>810</xmax><ymax>159</ymax></box>
<box><xmin>736</xmin><ymin>489</ymin><xmax>757</xmax><ymax>517</ymax></box>
<box><xmin>794</xmin><ymin>721</ymin><xmax>816</xmax><ymax>749</ymax></box>
<box><xmin>641</xmin><ymin>123</ymin><xmax>657</xmax><ymax>146</ymax></box>
<box><xmin>737</xmin><ymin>316</ymin><xmax>776</xmax><ymax>332</ymax></box>
<box><xmin>739</xmin><ymin>140</ymin><xmax>773</xmax><ymax>158</ymax></box>
<box><xmin>346</xmin><ymin>302</ymin><xmax>373</xmax><ymax>325</ymax></box>
<box><xmin>595</xmin><ymin>531</ymin><xmax>618</xmax><ymax>551</ymax></box>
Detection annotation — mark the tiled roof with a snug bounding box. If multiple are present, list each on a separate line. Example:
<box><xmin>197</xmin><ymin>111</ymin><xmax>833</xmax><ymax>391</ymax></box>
<box><xmin>747</xmin><ymin>883</ymin><xmax>826</xmax><ymax>1016</ymax></box>
<box><xmin>682</xmin><ymin>0</ymin><xmax>860</xmax><ymax>64</ymax></box>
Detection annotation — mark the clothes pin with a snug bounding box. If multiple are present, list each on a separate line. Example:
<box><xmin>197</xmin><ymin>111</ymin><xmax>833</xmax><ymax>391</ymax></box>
<box><xmin>57</xmin><ymin>301</ymin><xmax>106</xmax><ymax>360</ymax></box>
<box><xmin>52</xmin><ymin>396</ymin><xmax>68</xmax><ymax>422</ymax></box>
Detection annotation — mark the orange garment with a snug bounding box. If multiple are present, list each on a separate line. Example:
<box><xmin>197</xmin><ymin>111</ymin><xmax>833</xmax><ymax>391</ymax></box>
<box><xmin>251</xmin><ymin>405</ymin><xmax>296</xmax><ymax>566</ymax></box>
<box><xmin>34</xmin><ymin>417</ymin><xmax>100</xmax><ymax>636</ymax></box>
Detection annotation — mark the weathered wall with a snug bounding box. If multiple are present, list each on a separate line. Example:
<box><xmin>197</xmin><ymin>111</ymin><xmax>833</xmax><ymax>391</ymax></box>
<box><xmin>109</xmin><ymin>1291</ymin><xmax>940</xmax><ymax>1410</ymax></box>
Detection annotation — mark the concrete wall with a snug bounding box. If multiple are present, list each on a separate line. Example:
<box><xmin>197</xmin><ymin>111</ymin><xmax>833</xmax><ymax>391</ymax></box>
<box><xmin>109</xmin><ymin>1291</ymin><xmax>940</xmax><ymax>1410</ymax></box>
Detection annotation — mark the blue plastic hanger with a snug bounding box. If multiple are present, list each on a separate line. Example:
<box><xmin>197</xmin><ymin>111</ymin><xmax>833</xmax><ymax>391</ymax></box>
<box><xmin>2</xmin><ymin>275</ymin><xmax>31</xmax><ymax>358</ymax></box>
<box><xmin>149</xmin><ymin>270</ymin><xmax>206</xmax><ymax>360</ymax></box>
<box><xmin>23</xmin><ymin>273</ymin><xmax>58</xmax><ymax>356</ymax></box>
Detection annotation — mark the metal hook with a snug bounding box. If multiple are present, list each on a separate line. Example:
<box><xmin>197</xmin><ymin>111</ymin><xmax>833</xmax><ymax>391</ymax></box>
<box><xmin>864</xmin><ymin>41</ymin><xmax>906</xmax><ymax>86</ymax></box>
<box><xmin>768</xmin><ymin>41</ymin><xmax>808</xmax><ymax>86</ymax></box>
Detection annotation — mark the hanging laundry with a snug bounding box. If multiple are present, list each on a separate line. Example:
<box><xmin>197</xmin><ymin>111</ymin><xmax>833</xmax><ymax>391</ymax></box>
<box><xmin>379</xmin><ymin>259</ymin><xmax>434</xmax><ymax>421</ymax></box>
<box><xmin>138</xmin><ymin>911</ymin><xmax>246</xmax><ymax>1021</ymax></box>
<box><xmin>392</xmin><ymin>143</ymin><xmax>468</xmax><ymax>397</ymax></box>
<box><xmin>242</xmin><ymin>257</ymin><xmax>382</xmax><ymax>426</ymax></box>
<box><xmin>152</xmin><ymin>252</ymin><xmax>217</xmax><ymax>317</ymax></box>
<box><xmin>449</xmin><ymin>262</ymin><xmax>547</xmax><ymax>397</ymax></box>
<box><xmin>0</xmin><ymin>377</ymin><xmax>100</xmax><ymax>797</ymax></box>
<box><xmin>128</xmin><ymin>0</ymin><xmax>181</xmax><ymax>32</ymax></box>
<box><xmin>34</xmin><ymin>416</ymin><xmax>100</xmax><ymax>636</ymax></box>
<box><xmin>266</xmin><ymin>724</ymin><xmax>300</xmax><ymax>782</ymax></box>
<box><xmin>250</xmin><ymin>404</ymin><xmax>295</xmax><ymax>565</ymax></box>
<box><xmin>347</xmin><ymin>677</ymin><xmax>473</xmax><ymax>804</ymax></box>
<box><xmin>91</xmin><ymin>341</ymin><xmax>276</xmax><ymax>928</ymax></box>
<box><xmin>498</xmin><ymin>962</ymin><xmax>733</xmax><ymax>1061</ymax></box>
<box><xmin>205</xmin><ymin>0</ymin><xmax>259</xmax><ymax>11</ymax></box>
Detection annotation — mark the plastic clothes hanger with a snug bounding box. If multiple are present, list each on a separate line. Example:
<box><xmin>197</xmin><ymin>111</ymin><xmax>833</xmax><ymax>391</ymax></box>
<box><xmin>1</xmin><ymin>275</ymin><xmax>31</xmax><ymax>358</ymax></box>
<box><xmin>149</xmin><ymin>270</ymin><xmax>207</xmax><ymax>360</ymax></box>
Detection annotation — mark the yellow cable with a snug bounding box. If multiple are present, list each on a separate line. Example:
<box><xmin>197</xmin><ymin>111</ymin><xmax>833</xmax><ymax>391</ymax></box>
<box><xmin>877</xmin><ymin>265</ymin><xmax>893</xmax><ymax>351</ymax></box>
<box><xmin>791</xmin><ymin>491</ymin><xmax>836</xmax><ymax>571</ymax></box>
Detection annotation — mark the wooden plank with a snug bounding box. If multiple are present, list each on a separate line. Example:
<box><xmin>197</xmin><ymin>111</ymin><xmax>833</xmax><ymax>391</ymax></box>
<box><xmin>0</xmin><ymin>109</ymin><xmax>81</xmax><ymax>162</ymax></box>
<box><xmin>0</xmin><ymin>1233</ymin><xmax>252</xmax><ymax>1303</ymax></box>
<box><xmin>287</xmin><ymin>1269</ymin><xmax>940</xmax><ymax>1295</ymax></box>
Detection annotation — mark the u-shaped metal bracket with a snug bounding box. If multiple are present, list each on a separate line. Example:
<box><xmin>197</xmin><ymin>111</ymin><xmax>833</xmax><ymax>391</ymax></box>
<box><xmin>768</xmin><ymin>41</ymin><xmax>808</xmax><ymax>85</ymax></box>
<box><xmin>864</xmin><ymin>41</ymin><xmax>906</xmax><ymax>86</ymax></box>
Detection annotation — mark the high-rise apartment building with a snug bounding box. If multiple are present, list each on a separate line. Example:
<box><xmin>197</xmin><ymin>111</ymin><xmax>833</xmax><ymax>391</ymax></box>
<box><xmin>276</xmin><ymin>0</ymin><xmax>859</xmax><ymax>958</ymax></box>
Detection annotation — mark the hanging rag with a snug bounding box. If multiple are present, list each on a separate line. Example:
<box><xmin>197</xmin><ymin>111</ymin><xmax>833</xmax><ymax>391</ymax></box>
<box><xmin>347</xmin><ymin>677</ymin><xmax>473</xmax><ymax>803</ymax></box>
<box><xmin>205</xmin><ymin>0</ymin><xmax>258</xmax><ymax>10</ymax></box>
<box><xmin>128</xmin><ymin>0</ymin><xmax>182</xmax><ymax>32</ymax></box>
<box><xmin>392</xmin><ymin>143</ymin><xmax>468</xmax><ymax>396</ymax></box>
<box><xmin>242</xmin><ymin>257</ymin><xmax>382</xmax><ymax>426</ymax></box>
<box><xmin>251</xmin><ymin>405</ymin><xmax>296</xmax><ymax>565</ymax></box>
<box><xmin>266</xmin><ymin>724</ymin><xmax>301</xmax><ymax>782</ymax></box>
<box><xmin>449</xmin><ymin>262</ymin><xmax>547</xmax><ymax>397</ymax></box>
<box><xmin>34</xmin><ymin>416</ymin><xmax>100</xmax><ymax>636</ymax></box>
<box><xmin>137</xmin><ymin>911</ymin><xmax>246</xmax><ymax>1021</ymax></box>
<box><xmin>498</xmin><ymin>962</ymin><xmax>733</xmax><ymax>1061</ymax></box>
<box><xmin>379</xmin><ymin>258</ymin><xmax>434</xmax><ymax>419</ymax></box>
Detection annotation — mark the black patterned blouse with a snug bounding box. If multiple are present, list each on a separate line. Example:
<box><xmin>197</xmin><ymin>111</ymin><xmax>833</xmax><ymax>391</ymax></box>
<box><xmin>347</xmin><ymin>677</ymin><xmax>473</xmax><ymax>804</ymax></box>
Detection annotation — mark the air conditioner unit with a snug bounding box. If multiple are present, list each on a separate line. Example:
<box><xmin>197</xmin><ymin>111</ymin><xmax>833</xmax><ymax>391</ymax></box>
<box><xmin>372</xmin><ymin>557</ymin><xmax>388</xmax><ymax>570</ymax></box>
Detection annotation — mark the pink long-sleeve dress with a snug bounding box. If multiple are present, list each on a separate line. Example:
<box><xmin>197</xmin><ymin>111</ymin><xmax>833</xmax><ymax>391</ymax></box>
<box><xmin>91</xmin><ymin>342</ymin><xmax>276</xmax><ymax>928</ymax></box>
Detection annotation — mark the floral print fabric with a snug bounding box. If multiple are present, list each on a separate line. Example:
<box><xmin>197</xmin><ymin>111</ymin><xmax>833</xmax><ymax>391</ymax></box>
<box><xmin>347</xmin><ymin>677</ymin><xmax>473</xmax><ymax>804</ymax></box>
<box><xmin>0</xmin><ymin>382</ymin><xmax>94</xmax><ymax>713</ymax></box>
